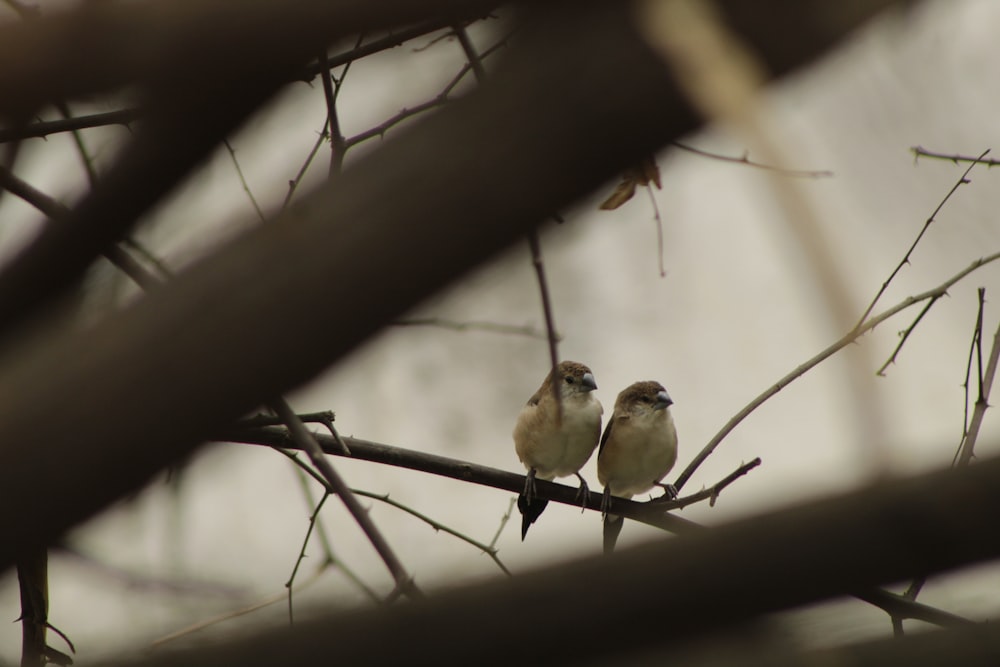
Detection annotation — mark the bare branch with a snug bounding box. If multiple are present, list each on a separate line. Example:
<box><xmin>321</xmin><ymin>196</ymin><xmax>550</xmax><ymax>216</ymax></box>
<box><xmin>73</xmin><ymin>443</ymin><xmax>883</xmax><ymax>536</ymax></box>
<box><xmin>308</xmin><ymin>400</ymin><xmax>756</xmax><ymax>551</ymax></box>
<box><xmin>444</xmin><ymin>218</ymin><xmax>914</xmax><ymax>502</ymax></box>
<box><xmin>284</xmin><ymin>489</ymin><xmax>330</xmax><ymax>623</ymax></box>
<box><xmin>271</xmin><ymin>400</ymin><xmax>422</xmax><ymax>600</ymax></box>
<box><xmin>912</xmin><ymin>145</ymin><xmax>1000</xmax><ymax>167</ymax></box>
<box><xmin>150</xmin><ymin>567</ymin><xmax>327</xmax><ymax>649</ymax></box>
<box><xmin>489</xmin><ymin>498</ymin><xmax>516</xmax><ymax>551</ymax></box>
<box><xmin>650</xmin><ymin>458</ymin><xmax>761</xmax><ymax>511</ymax></box>
<box><xmin>351</xmin><ymin>489</ymin><xmax>512</xmax><ymax>577</ymax></box>
<box><xmin>224</xmin><ymin>140</ymin><xmax>267</xmax><ymax>223</ymax></box>
<box><xmin>856</xmin><ymin>149</ymin><xmax>988</xmax><ymax>327</ymax></box>
<box><xmin>671</xmin><ymin>141</ymin><xmax>833</xmax><ymax>177</ymax></box>
<box><xmin>875</xmin><ymin>296</ymin><xmax>939</xmax><ymax>376</ymax></box>
<box><xmin>673</xmin><ymin>251</ymin><xmax>1000</xmax><ymax>494</ymax></box>
<box><xmin>853</xmin><ymin>588</ymin><xmax>973</xmax><ymax>629</ymax></box>
<box><xmin>526</xmin><ymin>232</ymin><xmax>563</xmax><ymax>419</ymax></box>
<box><xmin>956</xmin><ymin>301</ymin><xmax>1000</xmax><ymax>467</ymax></box>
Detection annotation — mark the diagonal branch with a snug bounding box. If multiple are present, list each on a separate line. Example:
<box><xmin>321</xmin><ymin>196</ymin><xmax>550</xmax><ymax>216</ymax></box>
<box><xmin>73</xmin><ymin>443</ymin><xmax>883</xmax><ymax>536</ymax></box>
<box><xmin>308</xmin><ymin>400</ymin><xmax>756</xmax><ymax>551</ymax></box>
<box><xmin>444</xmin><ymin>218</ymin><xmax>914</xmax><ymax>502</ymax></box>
<box><xmin>856</xmin><ymin>149</ymin><xmax>988</xmax><ymax>327</ymax></box>
<box><xmin>956</xmin><ymin>306</ymin><xmax>1000</xmax><ymax>466</ymax></box>
<box><xmin>271</xmin><ymin>401</ymin><xmax>422</xmax><ymax>599</ymax></box>
<box><xmin>673</xmin><ymin>251</ymin><xmax>1000</xmax><ymax>494</ymax></box>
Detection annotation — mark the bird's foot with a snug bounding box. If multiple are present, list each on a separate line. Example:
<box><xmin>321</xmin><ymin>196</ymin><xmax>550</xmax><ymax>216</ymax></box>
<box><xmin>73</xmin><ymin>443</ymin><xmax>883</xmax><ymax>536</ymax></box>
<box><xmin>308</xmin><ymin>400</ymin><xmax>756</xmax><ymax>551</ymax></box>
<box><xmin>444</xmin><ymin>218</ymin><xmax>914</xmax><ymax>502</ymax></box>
<box><xmin>574</xmin><ymin>473</ymin><xmax>590</xmax><ymax>513</ymax></box>
<box><xmin>600</xmin><ymin>486</ymin><xmax>612</xmax><ymax>519</ymax></box>
<box><xmin>652</xmin><ymin>482</ymin><xmax>678</xmax><ymax>501</ymax></box>
<box><xmin>523</xmin><ymin>468</ymin><xmax>538</xmax><ymax>506</ymax></box>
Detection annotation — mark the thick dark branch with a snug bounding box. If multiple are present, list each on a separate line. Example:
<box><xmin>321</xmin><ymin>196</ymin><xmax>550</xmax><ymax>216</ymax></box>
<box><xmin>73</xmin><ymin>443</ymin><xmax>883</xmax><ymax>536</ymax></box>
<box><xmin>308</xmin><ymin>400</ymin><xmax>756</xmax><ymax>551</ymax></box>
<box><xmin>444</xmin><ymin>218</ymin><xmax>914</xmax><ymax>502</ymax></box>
<box><xmin>0</xmin><ymin>0</ymin><xmax>904</xmax><ymax>576</ymax></box>
<box><xmin>0</xmin><ymin>1</ymin><xmax>701</xmax><ymax>567</ymax></box>
<box><xmin>0</xmin><ymin>21</ymin><xmax>462</xmax><ymax>145</ymax></box>
<box><xmin>0</xmin><ymin>1</ymin><xmax>497</xmax><ymax>115</ymax></box>
<box><xmin>853</xmin><ymin>588</ymin><xmax>972</xmax><ymax>629</ymax></box>
<box><xmin>102</xmin><ymin>449</ymin><xmax>1000</xmax><ymax>667</ymax></box>
<box><xmin>0</xmin><ymin>108</ymin><xmax>141</xmax><ymax>144</ymax></box>
<box><xmin>0</xmin><ymin>1</ymin><xmax>496</xmax><ymax>342</ymax></box>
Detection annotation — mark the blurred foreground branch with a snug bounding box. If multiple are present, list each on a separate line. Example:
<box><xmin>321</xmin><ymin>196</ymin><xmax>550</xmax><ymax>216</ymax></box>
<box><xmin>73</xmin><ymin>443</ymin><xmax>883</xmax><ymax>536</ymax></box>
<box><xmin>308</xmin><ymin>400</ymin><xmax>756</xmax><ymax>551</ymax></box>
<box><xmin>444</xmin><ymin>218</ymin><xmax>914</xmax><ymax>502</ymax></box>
<box><xmin>105</xmin><ymin>446</ymin><xmax>1000</xmax><ymax>667</ymax></box>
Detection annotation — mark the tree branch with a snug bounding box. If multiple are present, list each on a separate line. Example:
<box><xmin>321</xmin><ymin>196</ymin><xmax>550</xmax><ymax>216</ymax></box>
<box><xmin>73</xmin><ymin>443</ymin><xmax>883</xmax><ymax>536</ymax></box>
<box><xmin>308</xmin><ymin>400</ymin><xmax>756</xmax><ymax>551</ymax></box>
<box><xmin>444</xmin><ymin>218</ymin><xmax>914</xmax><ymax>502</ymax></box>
<box><xmin>673</xmin><ymin>251</ymin><xmax>1000</xmax><ymax>494</ymax></box>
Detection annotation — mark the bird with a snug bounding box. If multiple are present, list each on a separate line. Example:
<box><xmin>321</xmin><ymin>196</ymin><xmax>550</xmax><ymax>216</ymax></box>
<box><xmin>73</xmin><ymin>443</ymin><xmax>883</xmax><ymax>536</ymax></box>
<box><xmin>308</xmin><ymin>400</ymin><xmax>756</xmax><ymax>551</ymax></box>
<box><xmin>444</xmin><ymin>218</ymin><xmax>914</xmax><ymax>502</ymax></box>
<box><xmin>513</xmin><ymin>360</ymin><xmax>603</xmax><ymax>540</ymax></box>
<box><xmin>597</xmin><ymin>381</ymin><xmax>678</xmax><ymax>554</ymax></box>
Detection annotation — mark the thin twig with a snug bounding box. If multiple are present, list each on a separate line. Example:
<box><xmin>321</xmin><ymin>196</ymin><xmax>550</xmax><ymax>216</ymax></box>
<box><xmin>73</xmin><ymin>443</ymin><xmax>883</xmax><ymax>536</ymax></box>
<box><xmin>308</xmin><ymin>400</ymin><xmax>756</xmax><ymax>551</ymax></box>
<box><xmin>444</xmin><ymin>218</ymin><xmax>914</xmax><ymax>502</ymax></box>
<box><xmin>351</xmin><ymin>489</ymin><xmax>512</xmax><ymax>577</ymax></box>
<box><xmin>317</xmin><ymin>47</ymin><xmax>347</xmax><ymax>177</ymax></box>
<box><xmin>56</xmin><ymin>102</ymin><xmax>99</xmax><ymax>188</ymax></box>
<box><xmin>282</xmin><ymin>122</ymin><xmax>328</xmax><ymax>209</ymax></box>
<box><xmin>0</xmin><ymin>108</ymin><xmax>141</xmax><ymax>144</ymax></box>
<box><xmin>956</xmin><ymin>301</ymin><xmax>1000</xmax><ymax>467</ymax></box>
<box><xmin>672</xmin><ymin>251</ymin><xmax>1000</xmax><ymax>494</ymax></box>
<box><xmin>527</xmin><ymin>231</ymin><xmax>562</xmax><ymax>419</ymax></box>
<box><xmin>956</xmin><ymin>289</ymin><xmax>987</xmax><ymax>462</ymax></box>
<box><xmin>912</xmin><ymin>146</ymin><xmax>1000</xmax><ymax>167</ymax></box>
<box><xmin>856</xmin><ymin>149</ymin><xmax>988</xmax><ymax>327</ymax></box>
<box><xmin>875</xmin><ymin>296</ymin><xmax>939</xmax><ymax>376</ymax></box>
<box><xmin>394</xmin><ymin>317</ymin><xmax>557</xmax><ymax>341</ymax></box>
<box><xmin>649</xmin><ymin>458</ymin><xmax>761</xmax><ymax>511</ymax></box>
<box><xmin>284</xmin><ymin>491</ymin><xmax>329</xmax><ymax>624</ymax></box>
<box><xmin>289</xmin><ymin>454</ymin><xmax>336</xmax><ymax>564</ymax></box>
<box><xmin>644</xmin><ymin>181</ymin><xmax>667</xmax><ymax>277</ymax></box>
<box><xmin>455</xmin><ymin>24</ymin><xmax>562</xmax><ymax>418</ymax></box>
<box><xmin>232</xmin><ymin>427</ymin><xmax>967</xmax><ymax>631</ymax></box>
<box><xmin>285</xmin><ymin>452</ymin><xmax>378</xmax><ymax>600</ymax></box>
<box><xmin>236</xmin><ymin>410</ymin><xmax>336</xmax><ymax>429</ymax></box>
<box><xmin>344</xmin><ymin>97</ymin><xmax>449</xmax><ymax>148</ymax></box>
<box><xmin>278</xmin><ymin>448</ymin><xmax>511</xmax><ymax>576</ymax></box>
<box><xmin>489</xmin><ymin>498</ymin><xmax>516</xmax><ymax>551</ymax></box>
<box><xmin>150</xmin><ymin>567</ymin><xmax>327</xmax><ymax>649</ymax></box>
<box><xmin>271</xmin><ymin>400</ymin><xmax>422</xmax><ymax>599</ymax></box>
<box><xmin>0</xmin><ymin>165</ymin><xmax>163</xmax><ymax>291</ymax></box>
<box><xmin>223</xmin><ymin>140</ymin><xmax>266</xmax><ymax>223</ymax></box>
<box><xmin>343</xmin><ymin>32</ymin><xmax>510</xmax><ymax>149</ymax></box>
<box><xmin>671</xmin><ymin>141</ymin><xmax>833</xmax><ymax>177</ymax></box>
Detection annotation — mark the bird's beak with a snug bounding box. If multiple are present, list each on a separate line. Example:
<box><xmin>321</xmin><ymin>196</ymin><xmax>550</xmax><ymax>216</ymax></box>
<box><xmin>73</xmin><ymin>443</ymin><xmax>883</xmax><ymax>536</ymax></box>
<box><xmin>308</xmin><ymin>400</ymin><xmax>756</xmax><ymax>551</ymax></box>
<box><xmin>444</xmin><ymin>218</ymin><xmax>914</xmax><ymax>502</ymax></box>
<box><xmin>654</xmin><ymin>390</ymin><xmax>673</xmax><ymax>410</ymax></box>
<box><xmin>582</xmin><ymin>372</ymin><xmax>597</xmax><ymax>391</ymax></box>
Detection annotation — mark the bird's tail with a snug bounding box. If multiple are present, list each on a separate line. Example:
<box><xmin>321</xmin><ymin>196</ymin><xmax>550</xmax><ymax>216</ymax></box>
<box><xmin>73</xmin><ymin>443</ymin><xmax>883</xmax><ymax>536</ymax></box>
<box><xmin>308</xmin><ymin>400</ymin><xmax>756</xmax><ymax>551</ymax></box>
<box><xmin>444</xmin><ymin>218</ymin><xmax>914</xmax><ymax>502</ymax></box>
<box><xmin>517</xmin><ymin>492</ymin><xmax>549</xmax><ymax>540</ymax></box>
<box><xmin>603</xmin><ymin>514</ymin><xmax>624</xmax><ymax>554</ymax></box>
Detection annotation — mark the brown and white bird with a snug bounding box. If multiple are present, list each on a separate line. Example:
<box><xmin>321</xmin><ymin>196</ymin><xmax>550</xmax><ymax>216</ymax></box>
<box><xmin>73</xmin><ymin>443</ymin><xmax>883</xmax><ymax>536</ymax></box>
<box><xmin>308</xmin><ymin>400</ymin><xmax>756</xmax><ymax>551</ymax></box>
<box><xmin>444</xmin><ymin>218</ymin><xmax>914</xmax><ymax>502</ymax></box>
<box><xmin>513</xmin><ymin>361</ymin><xmax>603</xmax><ymax>540</ymax></box>
<box><xmin>598</xmin><ymin>381</ymin><xmax>678</xmax><ymax>554</ymax></box>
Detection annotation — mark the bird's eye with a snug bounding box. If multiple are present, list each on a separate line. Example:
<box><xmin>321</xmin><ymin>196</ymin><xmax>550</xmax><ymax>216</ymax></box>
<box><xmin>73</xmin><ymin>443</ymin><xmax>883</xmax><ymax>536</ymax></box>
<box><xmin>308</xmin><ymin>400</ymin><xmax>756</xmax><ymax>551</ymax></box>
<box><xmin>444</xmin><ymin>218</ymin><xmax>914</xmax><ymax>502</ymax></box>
<box><xmin>564</xmin><ymin>376</ymin><xmax>574</xmax><ymax>384</ymax></box>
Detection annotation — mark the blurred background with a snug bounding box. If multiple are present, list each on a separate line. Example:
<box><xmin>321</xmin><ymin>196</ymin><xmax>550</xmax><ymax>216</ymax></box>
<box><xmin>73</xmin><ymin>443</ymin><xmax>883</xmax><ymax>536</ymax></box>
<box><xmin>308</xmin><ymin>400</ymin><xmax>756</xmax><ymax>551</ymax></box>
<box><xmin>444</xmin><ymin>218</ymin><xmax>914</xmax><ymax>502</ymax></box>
<box><xmin>1</xmin><ymin>0</ymin><xmax>999</xmax><ymax>662</ymax></box>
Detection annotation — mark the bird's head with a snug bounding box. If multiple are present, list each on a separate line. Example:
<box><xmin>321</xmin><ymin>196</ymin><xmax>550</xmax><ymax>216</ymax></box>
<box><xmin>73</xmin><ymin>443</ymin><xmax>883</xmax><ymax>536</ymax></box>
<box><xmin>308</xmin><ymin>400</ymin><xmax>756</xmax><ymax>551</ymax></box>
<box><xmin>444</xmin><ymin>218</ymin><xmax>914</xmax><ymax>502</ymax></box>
<box><xmin>615</xmin><ymin>380</ymin><xmax>673</xmax><ymax>415</ymax></box>
<box><xmin>548</xmin><ymin>360</ymin><xmax>598</xmax><ymax>398</ymax></box>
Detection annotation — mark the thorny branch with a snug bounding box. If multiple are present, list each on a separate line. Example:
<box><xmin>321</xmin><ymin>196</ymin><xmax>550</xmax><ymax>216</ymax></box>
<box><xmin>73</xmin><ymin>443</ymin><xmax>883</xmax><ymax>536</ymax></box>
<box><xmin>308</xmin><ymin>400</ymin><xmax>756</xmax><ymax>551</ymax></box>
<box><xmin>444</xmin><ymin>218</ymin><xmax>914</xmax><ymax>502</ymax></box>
<box><xmin>270</xmin><ymin>400</ymin><xmax>422</xmax><ymax>600</ymax></box>
<box><xmin>227</xmin><ymin>424</ymin><xmax>968</xmax><ymax>631</ymax></box>
<box><xmin>856</xmin><ymin>149</ymin><xmax>988</xmax><ymax>328</ymax></box>
<box><xmin>956</xmin><ymin>289</ymin><xmax>987</xmax><ymax>463</ymax></box>
<box><xmin>277</xmin><ymin>448</ymin><xmax>513</xmax><ymax>577</ymax></box>
<box><xmin>956</xmin><ymin>299</ymin><xmax>1000</xmax><ymax>467</ymax></box>
<box><xmin>912</xmin><ymin>146</ymin><xmax>1000</xmax><ymax>167</ymax></box>
<box><xmin>671</xmin><ymin>141</ymin><xmax>834</xmax><ymax>177</ymax></box>
<box><xmin>672</xmin><ymin>251</ymin><xmax>1000</xmax><ymax>495</ymax></box>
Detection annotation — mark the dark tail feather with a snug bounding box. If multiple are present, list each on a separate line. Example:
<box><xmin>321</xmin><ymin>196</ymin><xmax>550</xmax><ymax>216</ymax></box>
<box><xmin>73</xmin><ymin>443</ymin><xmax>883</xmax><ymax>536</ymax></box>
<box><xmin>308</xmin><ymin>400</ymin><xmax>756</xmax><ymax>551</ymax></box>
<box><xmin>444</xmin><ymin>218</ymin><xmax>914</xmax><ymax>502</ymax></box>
<box><xmin>603</xmin><ymin>514</ymin><xmax>624</xmax><ymax>554</ymax></box>
<box><xmin>517</xmin><ymin>492</ymin><xmax>549</xmax><ymax>540</ymax></box>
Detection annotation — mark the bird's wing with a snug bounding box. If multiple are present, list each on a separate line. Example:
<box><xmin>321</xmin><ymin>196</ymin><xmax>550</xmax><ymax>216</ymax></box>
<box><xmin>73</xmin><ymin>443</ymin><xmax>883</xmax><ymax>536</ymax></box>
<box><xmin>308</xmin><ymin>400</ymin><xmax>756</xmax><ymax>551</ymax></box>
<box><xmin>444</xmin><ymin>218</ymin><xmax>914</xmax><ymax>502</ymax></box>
<box><xmin>598</xmin><ymin>414</ymin><xmax>614</xmax><ymax>458</ymax></box>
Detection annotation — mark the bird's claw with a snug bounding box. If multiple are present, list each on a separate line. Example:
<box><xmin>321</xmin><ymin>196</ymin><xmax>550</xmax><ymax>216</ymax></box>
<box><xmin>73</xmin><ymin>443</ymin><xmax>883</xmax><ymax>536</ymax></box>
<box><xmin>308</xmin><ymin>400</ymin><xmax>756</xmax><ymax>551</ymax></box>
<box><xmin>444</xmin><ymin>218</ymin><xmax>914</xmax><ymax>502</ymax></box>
<box><xmin>651</xmin><ymin>482</ymin><xmax>678</xmax><ymax>502</ymax></box>
<box><xmin>574</xmin><ymin>473</ymin><xmax>589</xmax><ymax>513</ymax></box>
<box><xmin>523</xmin><ymin>469</ymin><xmax>538</xmax><ymax>506</ymax></box>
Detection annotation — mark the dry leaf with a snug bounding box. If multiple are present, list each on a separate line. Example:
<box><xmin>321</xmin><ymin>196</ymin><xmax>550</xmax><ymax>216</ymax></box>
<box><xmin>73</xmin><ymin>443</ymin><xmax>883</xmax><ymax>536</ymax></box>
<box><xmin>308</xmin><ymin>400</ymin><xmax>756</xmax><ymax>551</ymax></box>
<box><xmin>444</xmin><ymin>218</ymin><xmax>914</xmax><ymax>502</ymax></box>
<box><xmin>599</xmin><ymin>157</ymin><xmax>661</xmax><ymax>210</ymax></box>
